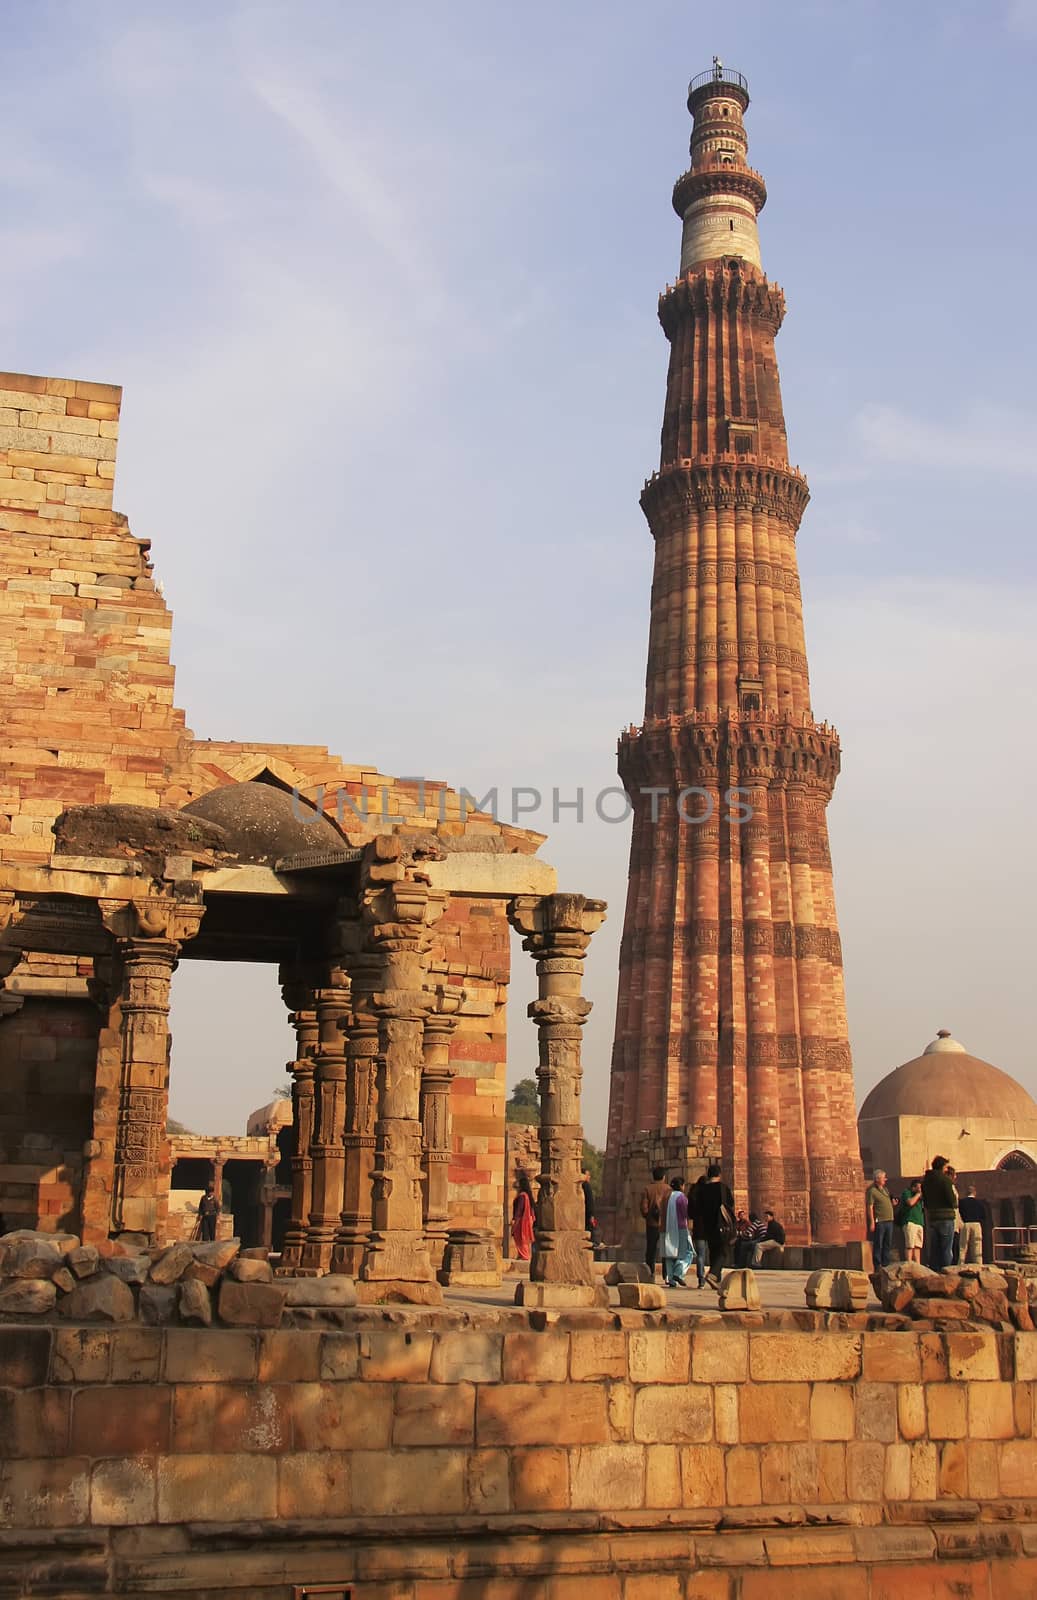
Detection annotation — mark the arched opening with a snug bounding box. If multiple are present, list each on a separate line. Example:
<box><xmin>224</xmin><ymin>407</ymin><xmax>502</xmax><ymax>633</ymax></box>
<box><xmin>997</xmin><ymin>1150</ymin><xmax>1037</xmax><ymax>1171</ymax></box>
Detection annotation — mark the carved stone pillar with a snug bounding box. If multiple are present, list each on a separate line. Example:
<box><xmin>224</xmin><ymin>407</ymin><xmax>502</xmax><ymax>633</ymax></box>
<box><xmin>331</xmin><ymin>950</ymin><xmax>380</xmax><ymax>1276</ymax></box>
<box><xmin>90</xmin><ymin>893</ymin><xmax>204</xmax><ymax>1241</ymax></box>
<box><xmin>277</xmin><ymin>970</ymin><xmax>319</xmax><ymax>1273</ymax></box>
<box><xmin>508</xmin><ymin>892</ymin><xmax>606</xmax><ymax>1297</ymax></box>
<box><xmin>300</xmin><ymin>961</ymin><xmax>351</xmax><ymax>1274</ymax></box>
<box><xmin>359</xmin><ymin>865</ymin><xmax>445</xmax><ymax>1296</ymax></box>
<box><xmin>421</xmin><ymin>992</ymin><xmax>461</xmax><ymax>1268</ymax></box>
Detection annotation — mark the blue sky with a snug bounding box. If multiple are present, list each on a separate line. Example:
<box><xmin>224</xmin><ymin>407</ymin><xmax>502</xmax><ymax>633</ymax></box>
<box><xmin>5</xmin><ymin>2</ymin><xmax>1036</xmax><ymax>1142</ymax></box>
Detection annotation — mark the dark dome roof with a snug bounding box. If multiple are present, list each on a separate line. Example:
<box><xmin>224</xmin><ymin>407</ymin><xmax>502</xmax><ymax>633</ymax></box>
<box><xmin>859</xmin><ymin>1033</ymin><xmax>1037</xmax><ymax>1123</ymax></box>
<box><xmin>181</xmin><ymin>781</ymin><xmax>347</xmax><ymax>865</ymax></box>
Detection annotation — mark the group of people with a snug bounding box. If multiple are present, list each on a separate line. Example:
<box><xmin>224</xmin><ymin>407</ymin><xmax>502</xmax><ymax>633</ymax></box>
<box><xmin>866</xmin><ymin>1158</ymin><xmax>988</xmax><ymax>1271</ymax></box>
<box><xmin>639</xmin><ymin>1165</ymin><xmax>785</xmax><ymax>1291</ymax></box>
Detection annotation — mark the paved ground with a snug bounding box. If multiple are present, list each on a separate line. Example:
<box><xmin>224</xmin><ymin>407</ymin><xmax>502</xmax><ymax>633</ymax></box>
<box><xmin>442</xmin><ymin>1268</ymin><xmax>879</xmax><ymax>1313</ymax></box>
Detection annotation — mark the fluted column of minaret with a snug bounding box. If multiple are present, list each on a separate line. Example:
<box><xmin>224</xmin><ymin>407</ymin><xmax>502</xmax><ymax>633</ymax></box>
<box><xmin>606</xmin><ymin>64</ymin><xmax>864</xmax><ymax>1247</ymax></box>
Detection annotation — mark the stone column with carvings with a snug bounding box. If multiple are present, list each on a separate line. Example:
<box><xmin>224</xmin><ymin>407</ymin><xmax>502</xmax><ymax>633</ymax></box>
<box><xmin>93</xmin><ymin>893</ymin><xmax>204</xmax><ymax>1242</ymax></box>
<box><xmin>300</xmin><ymin>959</ymin><xmax>351</xmax><ymax>1274</ymax></box>
<box><xmin>276</xmin><ymin>966</ymin><xmax>319</xmax><ymax>1273</ymax></box>
<box><xmin>359</xmin><ymin>840</ymin><xmax>445</xmax><ymax>1295</ymax></box>
<box><xmin>420</xmin><ymin>991</ymin><xmax>462</xmax><ymax>1268</ymax></box>
<box><xmin>331</xmin><ymin>942</ymin><xmax>380</xmax><ymax>1277</ymax></box>
<box><xmin>508</xmin><ymin>892</ymin><xmax>606</xmax><ymax>1296</ymax></box>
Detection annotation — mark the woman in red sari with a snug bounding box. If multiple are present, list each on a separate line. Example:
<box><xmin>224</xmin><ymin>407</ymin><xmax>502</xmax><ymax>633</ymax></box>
<box><xmin>510</xmin><ymin>1170</ymin><xmax>536</xmax><ymax>1260</ymax></box>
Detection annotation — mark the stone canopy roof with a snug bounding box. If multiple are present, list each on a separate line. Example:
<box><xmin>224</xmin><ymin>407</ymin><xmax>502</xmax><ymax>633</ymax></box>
<box><xmin>859</xmin><ymin>1032</ymin><xmax>1037</xmax><ymax>1123</ymax></box>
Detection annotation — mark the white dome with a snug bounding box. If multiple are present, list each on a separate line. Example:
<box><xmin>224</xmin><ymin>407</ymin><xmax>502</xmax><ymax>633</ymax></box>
<box><xmin>922</xmin><ymin>1030</ymin><xmax>967</xmax><ymax>1056</ymax></box>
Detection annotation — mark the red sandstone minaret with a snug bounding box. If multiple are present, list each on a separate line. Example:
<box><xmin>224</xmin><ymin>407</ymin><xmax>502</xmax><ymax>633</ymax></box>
<box><xmin>605</xmin><ymin>63</ymin><xmax>863</xmax><ymax>1244</ymax></box>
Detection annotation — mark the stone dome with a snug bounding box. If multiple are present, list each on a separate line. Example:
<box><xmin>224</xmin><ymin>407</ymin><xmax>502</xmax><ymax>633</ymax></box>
<box><xmin>181</xmin><ymin>780</ymin><xmax>348</xmax><ymax>865</ymax></box>
<box><xmin>246</xmin><ymin>1098</ymin><xmax>294</xmax><ymax>1136</ymax></box>
<box><xmin>859</xmin><ymin>1032</ymin><xmax>1037</xmax><ymax>1122</ymax></box>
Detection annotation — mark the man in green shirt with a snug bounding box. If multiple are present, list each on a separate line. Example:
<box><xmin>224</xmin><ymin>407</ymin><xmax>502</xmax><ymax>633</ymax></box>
<box><xmin>897</xmin><ymin>1178</ymin><xmax>924</xmax><ymax>1263</ymax></box>
<box><xmin>865</xmin><ymin>1169</ymin><xmax>894</xmax><ymax>1269</ymax></box>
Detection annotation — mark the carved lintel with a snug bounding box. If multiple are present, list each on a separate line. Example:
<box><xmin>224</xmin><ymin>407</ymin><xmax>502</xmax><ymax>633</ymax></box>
<box><xmin>99</xmin><ymin>890</ymin><xmax>205</xmax><ymax>947</ymax></box>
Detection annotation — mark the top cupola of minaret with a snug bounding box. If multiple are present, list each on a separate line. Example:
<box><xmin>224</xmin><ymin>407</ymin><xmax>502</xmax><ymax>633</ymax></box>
<box><xmin>674</xmin><ymin>62</ymin><xmax>767</xmax><ymax>274</ymax></box>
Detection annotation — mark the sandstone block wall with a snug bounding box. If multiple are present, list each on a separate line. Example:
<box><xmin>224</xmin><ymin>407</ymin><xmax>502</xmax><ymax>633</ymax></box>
<box><xmin>614</xmin><ymin>1125</ymin><xmax>722</xmax><ymax>1252</ymax></box>
<box><xmin>2</xmin><ymin>1319</ymin><xmax>1036</xmax><ymax>1595</ymax></box>
<box><xmin>0</xmin><ymin>371</ymin><xmax>190</xmax><ymax>863</ymax></box>
<box><xmin>0</xmin><ymin>996</ymin><xmax>99</xmax><ymax>1232</ymax></box>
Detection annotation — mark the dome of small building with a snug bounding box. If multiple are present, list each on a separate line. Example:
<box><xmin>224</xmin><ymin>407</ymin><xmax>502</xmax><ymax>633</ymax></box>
<box><xmin>246</xmin><ymin>1098</ymin><xmax>294</xmax><ymax>1136</ymax></box>
<box><xmin>181</xmin><ymin>780</ymin><xmax>347</xmax><ymax>865</ymax></box>
<box><xmin>859</xmin><ymin>1033</ymin><xmax>1037</xmax><ymax>1123</ymax></box>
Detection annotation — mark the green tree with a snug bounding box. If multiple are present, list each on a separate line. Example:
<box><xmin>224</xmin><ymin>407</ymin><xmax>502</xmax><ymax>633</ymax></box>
<box><xmin>505</xmin><ymin>1078</ymin><xmax>538</xmax><ymax>1125</ymax></box>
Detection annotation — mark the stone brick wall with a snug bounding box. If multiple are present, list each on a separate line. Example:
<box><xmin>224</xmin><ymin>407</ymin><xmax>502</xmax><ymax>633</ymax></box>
<box><xmin>613</xmin><ymin>1125</ymin><xmax>722</xmax><ymax>1252</ymax></box>
<box><xmin>0</xmin><ymin>371</ymin><xmax>193</xmax><ymax>863</ymax></box>
<box><xmin>2</xmin><ymin>1318</ymin><xmax>1036</xmax><ymax>1595</ymax></box>
<box><xmin>0</xmin><ymin>996</ymin><xmax>99</xmax><ymax>1234</ymax></box>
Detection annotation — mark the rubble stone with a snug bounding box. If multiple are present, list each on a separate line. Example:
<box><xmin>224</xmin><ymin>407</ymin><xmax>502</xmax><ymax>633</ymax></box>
<box><xmin>0</xmin><ymin>1277</ymin><xmax>58</xmax><ymax>1315</ymax></box>
<box><xmin>178</xmin><ymin>1279</ymin><xmax>212</xmax><ymax>1326</ymax></box>
<box><xmin>58</xmin><ymin>1275</ymin><xmax>135</xmax><ymax>1323</ymax></box>
<box><xmin>719</xmin><ymin>1270</ymin><xmax>761</xmax><ymax>1311</ymax></box>
<box><xmin>228</xmin><ymin>1257</ymin><xmax>273</xmax><ymax>1284</ymax></box>
<box><xmin>217</xmin><ymin>1278</ymin><xmax>286</xmax><ymax>1328</ymax></box>
<box><xmin>148</xmin><ymin>1244</ymin><xmax>194</xmax><ymax>1285</ymax></box>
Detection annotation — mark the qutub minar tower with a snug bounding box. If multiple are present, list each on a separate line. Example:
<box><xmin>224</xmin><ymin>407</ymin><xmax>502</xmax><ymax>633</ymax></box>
<box><xmin>605</xmin><ymin>63</ymin><xmax>864</xmax><ymax>1244</ymax></box>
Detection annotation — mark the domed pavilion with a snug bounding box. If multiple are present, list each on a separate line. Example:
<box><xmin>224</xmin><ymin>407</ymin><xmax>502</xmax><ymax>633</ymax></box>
<box><xmin>857</xmin><ymin>1030</ymin><xmax>1037</xmax><ymax>1181</ymax></box>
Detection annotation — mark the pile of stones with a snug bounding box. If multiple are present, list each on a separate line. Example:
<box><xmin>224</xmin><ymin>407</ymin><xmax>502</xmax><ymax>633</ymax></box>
<box><xmin>868</xmin><ymin>1260</ymin><xmax>1036</xmax><ymax>1331</ymax></box>
<box><xmin>0</xmin><ymin>1230</ymin><xmax>357</xmax><ymax>1327</ymax></box>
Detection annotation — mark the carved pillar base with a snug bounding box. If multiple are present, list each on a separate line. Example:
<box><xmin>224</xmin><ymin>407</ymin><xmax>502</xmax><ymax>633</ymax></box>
<box><xmin>437</xmin><ymin>1227</ymin><xmax>499</xmax><ymax>1287</ymax></box>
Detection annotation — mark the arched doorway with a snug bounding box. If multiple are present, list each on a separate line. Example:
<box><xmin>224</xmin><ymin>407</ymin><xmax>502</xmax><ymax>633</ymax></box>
<box><xmin>997</xmin><ymin>1150</ymin><xmax>1037</xmax><ymax>1171</ymax></box>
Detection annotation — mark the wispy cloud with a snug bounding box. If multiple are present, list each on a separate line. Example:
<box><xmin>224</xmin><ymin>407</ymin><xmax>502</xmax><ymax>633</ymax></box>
<box><xmin>812</xmin><ymin>401</ymin><xmax>1037</xmax><ymax>484</ymax></box>
<box><xmin>855</xmin><ymin>402</ymin><xmax>1037</xmax><ymax>475</ymax></box>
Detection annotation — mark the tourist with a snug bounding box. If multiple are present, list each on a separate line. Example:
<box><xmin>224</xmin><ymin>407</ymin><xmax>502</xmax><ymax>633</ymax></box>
<box><xmin>687</xmin><ymin>1174</ymin><xmax>710</xmax><ymax>1288</ymax></box>
<box><xmin>921</xmin><ymin>1156</ymin><xmax>957</xmax><ymax>1270</ymax></box>
<box><xmin>698</xmin><ymin>1163</ymin><xmax>736</xmax><ymax>1292</ymax></box>
<box><xmin>958</xmin><ymin>1184</ymin><xmax>986</xmax><ymax>1265</ymax></box>
<box><xmin>640</xmin><ymin>1164</ymin><xmax>673</xmax><ymax>1276</ymax></box>
<box><xmin>581</xmin><ymin>1166</ymin><xmax>601</xmax><ymax>1256</ymax></box>
<box><xmin>897</xmin><ymin>1178</ymin><xmax>925</xmax><ymax>1263</ymax></box>
<box><xmin>510</xmin><ymin>1170</ymin><xmax>536</xmax><ymax>1260</ymax></box>
<box><xmin>735</xmin><ymin>1211</ymin><xmax>764</xmax><ymax>1269</ymax></box>
<box><xmin>753</xmin><ymin>1208</ymin><xmax>785</xmax><ymax>1266</ymax></box>
<box><xmin>660</xmin><ymin>1176</ymin><xmax>692</xmax><ymax>1287</ymax></box>
<box><xmin>196</xmin><ymin>1181</ymin><xmax>221</xmax><ymax>1243</ymax></box>
<box><xmin>865</xmin><ymin>1169</ymin><xmax>894</xmax><ymax>1269</ymax></box>
<box><xmin>946</xmin><ymin>1166</ymin><xmax>961</xmax><ymax>1261</ymax></box>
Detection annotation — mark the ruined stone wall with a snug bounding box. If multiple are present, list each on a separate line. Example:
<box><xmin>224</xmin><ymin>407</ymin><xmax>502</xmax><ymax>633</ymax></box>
<box><xmin>0</xmin><ymin>996</ymin><xmax>98</xmax><ymax>1234</ymax></box>
<box><xmin>614</xmin><ymin>1125</ymin><xmax>723</xmax><ymax>1252</ymax></box>
<box><xmin>0</xmin><ymin>371</ymin><xmax>191</xmax><ymax>865</ymax></box>
<box><xmin>2</xmin><ymin>1320</ymin><xmax>1037</xmax><ymax>1595</ymax></box>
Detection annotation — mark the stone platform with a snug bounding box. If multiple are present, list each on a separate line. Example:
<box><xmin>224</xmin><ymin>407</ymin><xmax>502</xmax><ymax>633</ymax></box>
<box><xmin>2</xmin><ymin>1306</ymin><xmax>1037</xmax><ymax>1597</ymax></box>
